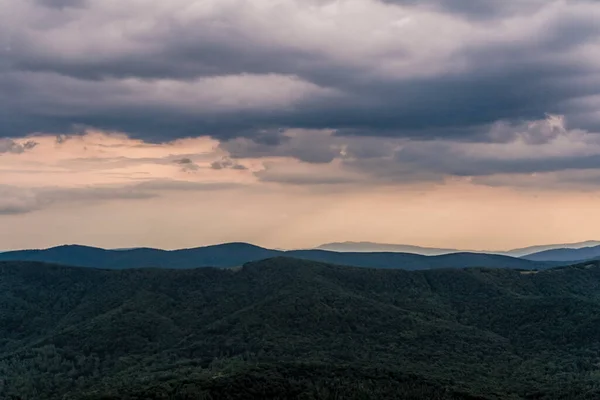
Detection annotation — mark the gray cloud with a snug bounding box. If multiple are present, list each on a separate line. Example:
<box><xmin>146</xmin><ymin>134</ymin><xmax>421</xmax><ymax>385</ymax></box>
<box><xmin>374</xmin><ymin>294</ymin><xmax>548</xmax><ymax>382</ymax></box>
<box><xmin>470</xmin><ymin>170</ymin><xmax>600</xmax><ymax>191</ymax></box>
<box><xmin>221</xmin><ymin>129</ymin><xmax>345</xmax><ymax>163</ymax></box>
<box><xmin>59</xmin><ymin>154</ymin><xmax>211</xmax><ymax>171</ymax></box>
<box><xmin>210</xmin><ymin>157</ymin><xmax>247</xmax><ymax>170</ymax></box>
<box><xmin>1</xmin><ymin>0</ymin><xmax>600</xmax><ymax>190</ymax></box>
<box><xmin>55</xmin><ymin>134</ymin><xmax>71</xmax><ymax>144</ymax></box>
<box><xmin>0</xmin><ymin>186</ymin><xmax>41</xmax><ymax>215</ymax></box>
<box><xmin>375</xmin><ymin>146</ymin><xmax>600</xmax><ymax>179</ymax></box>
<box><xmin>174</xmin><ymin>157</ymin><xmax>200</xmax><ymax>172</ymax></box>
<box><xmin>0</xmin><ymin>139</ymin><xmax>38</xmax><ymax>154</ymax></box>
<box><xmin>382</xmin><ymin>0</ymin><xmax>549</xmax><ymax>20</ymax></box>
<box><xmin>335</xmin><ymin>117</ymin><xmax>600</xmax><ymax>185</ymax></box>
<box><xmin>0</xmin><ymin>184</ymin><xmax>152</xmax><ymax>215</ymax></box>
<box><xmin>0</xmin><ymin>180</ymin><xmax>240</xmax><ymax>215</ymax></box>
<box><xmin>255</xmin><ymin>172</ymin><xmax>358</xmax><ymax>186</ymax></box>
<box><xmin>1</xmin><ymin>0</ymin><xmax>599</xmax><ymax>145</ymax></box>
<box><xmin>36</xmin><ymin>0</ymin><xmax>87</xmax><ymax>9</ymax></box>
<box><xmin>133</xmin><ymin>180</ymin><xmax>240</xmax><ymax>192</ymax></box>
<box><xmin>254</xmin><ymin>162</ymin><xmax>361</xmax><ymax>186</ymax></box>
<box><xmin>224</xmin><ymin>116</ymin><xmax>600</xmax><ymax>187</ymax></box>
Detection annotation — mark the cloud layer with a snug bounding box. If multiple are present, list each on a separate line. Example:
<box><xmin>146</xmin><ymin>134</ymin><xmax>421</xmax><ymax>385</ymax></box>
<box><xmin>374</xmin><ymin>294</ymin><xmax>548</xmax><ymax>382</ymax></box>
<box><xmin>2</xmin><ymin>0</ymin><xmax>599</xmax><ymax>141</ymax></box>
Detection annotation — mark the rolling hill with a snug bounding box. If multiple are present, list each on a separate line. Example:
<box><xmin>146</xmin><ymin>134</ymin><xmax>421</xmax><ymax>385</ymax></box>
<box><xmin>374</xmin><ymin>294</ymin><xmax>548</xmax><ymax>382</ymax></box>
<box><xmin>0</xmin><ymin>243</ymin><xmax>552</xmax><ymax>271</ymax></box>
<box><xmin>2</xmin><ymin>258</ymin><xmax>600</xmax><ymax>399</ymax></box>
<box><xmin>522</xmin><ymin>245</ymin><xmax>600</xmax><ymax>262</ymax></box>
<box><xmin>0</xmin><ymin>243</ymin><xmax>278</xmax><ymax>269</ymax></box>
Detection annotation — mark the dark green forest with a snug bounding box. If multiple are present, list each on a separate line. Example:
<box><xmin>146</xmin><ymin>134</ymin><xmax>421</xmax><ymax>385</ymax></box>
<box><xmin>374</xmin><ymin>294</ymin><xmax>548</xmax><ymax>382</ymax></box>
<box><xmin>2</xmin><ymin>258</ymin><xmax>600</xmax><ymax>399</ymax></box>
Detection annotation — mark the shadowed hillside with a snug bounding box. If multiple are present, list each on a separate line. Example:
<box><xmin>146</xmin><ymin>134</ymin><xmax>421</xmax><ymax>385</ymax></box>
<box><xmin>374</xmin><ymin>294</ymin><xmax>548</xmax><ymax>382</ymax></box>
<box><xmin>2</xmin><ymin>258</ymin><xmax>600</xmax><ymax>399</ymax></box>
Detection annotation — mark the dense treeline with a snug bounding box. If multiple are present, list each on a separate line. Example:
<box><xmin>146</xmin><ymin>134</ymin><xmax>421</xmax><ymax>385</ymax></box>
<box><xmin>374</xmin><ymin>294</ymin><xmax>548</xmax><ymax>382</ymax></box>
<box><xmin>79</xmin><ymin>364</ymin><xmax>487</xmax><ymax>400</ymax></box>
<box><xmin>2</xmin><ymin>258</ymin><xmax>600</xmax><ymax>399</ymax></box>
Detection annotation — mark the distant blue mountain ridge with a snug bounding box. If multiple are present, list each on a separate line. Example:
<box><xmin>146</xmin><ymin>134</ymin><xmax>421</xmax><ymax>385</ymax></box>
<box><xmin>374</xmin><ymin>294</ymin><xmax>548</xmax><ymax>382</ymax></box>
<box><xmin>316</xmin><ymin>240</ymin><xmax>600</xmax><ymax>258</ymax></box>
<box><xmin>521</xmin><ymin>245</ymin><xmax>600</xmax><ymax>262</ymax></box>
<box><xmin>0</xmin><ymin>241</ymin><xmax>591</xmax><ymax>271</ymax></box>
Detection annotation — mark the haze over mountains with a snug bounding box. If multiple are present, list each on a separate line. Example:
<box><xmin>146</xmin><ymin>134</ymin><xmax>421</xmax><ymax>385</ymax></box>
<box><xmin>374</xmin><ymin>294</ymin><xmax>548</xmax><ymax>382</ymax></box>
<box><xmin>0</xmin><ymin>243</ymin><xmax>558</xmax><ymax>271</ymax></box>
<box><xmin>522</xmin><ymin>245</ymin><xmax>600</xmax><ymax>262</ymax></box>
<box><xmin>2</xmin><ymin>240</ymin><xmax>600</xmax><ymax>272</ymax></box>
<box><xmin>316</xmin><ymin>240</ymin><xmax>600</xmax><ymax>257</ymax></box>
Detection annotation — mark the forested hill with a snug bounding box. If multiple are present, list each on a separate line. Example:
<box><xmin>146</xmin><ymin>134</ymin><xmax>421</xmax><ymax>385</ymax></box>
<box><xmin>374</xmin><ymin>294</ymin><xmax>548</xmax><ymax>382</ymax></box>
<box><xmin>0</xmin><ymin>242</ymin><xmax>552</xmax><ymax>270</ymax></box>
<box><xmin>2</xmin><ymin>258</ymin><xmax>600</xmax><ymax>399</ymax></box>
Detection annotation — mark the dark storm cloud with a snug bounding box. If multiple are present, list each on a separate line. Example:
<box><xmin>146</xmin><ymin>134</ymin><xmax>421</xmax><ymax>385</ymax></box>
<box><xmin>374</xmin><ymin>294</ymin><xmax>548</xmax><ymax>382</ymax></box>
<box><xmin>221</xmin><ymin>130</ymin><xmax>341</xmax><ymax>163</ymax></box>
<box><xmin>337</xmin><ymin>127</ymin><xmax>600</xmax><ymax>185</ymax></box>
<box><xmin>2</xmin><ymin>55</ymin><xmax>589</xmax><ymax>143</ymax></box>
<box><xmin>2</xmin><ymin>0</ymin><xmax>600</xmax><ymax>179</ymax></box>
<box><xmin>392</xmin><ymin>144</ymin><xmax>600</xmax><ymax>177</ymax></box>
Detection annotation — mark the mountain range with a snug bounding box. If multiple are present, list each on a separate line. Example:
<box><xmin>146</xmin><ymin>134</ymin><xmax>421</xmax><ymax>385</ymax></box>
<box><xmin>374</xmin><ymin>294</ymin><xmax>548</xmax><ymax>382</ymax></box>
<box><xmin>316</xmin><ymin>240</ymin><xmax>600</xmax><ymax>257</ymax></box>
<box><xmin>0</xmin><ymin>242</ymin><xmax>558</xmax><ymax>271</ymax></box>
<box><xmin>3</xmin><ymin>257</ymin><xmax>600</xmax><ymax>399</ymax></box>
<box><xmin>521</xmin><ymin>244</ymin><xmax>600</xmax><ymax>262</ymax></box>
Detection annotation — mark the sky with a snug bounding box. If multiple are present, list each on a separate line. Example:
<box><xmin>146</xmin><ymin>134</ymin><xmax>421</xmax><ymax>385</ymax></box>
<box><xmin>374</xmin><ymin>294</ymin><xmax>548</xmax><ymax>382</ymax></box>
<box><xmin>2</xmin><ymin>0</ymin><xmax>600</xmax><ymax>251</ymax></box>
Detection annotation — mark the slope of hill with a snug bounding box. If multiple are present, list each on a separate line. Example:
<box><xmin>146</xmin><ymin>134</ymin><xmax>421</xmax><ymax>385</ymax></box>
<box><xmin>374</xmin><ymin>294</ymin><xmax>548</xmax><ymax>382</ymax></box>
<box><xmin>2</xmin><ymin>258</ymin><xmax>600</xmax><ymax>399</ymax></box>
<box><xmin>0</xmin><ymin>243</ymin><xmax>550</xmax><ymax>271</ymax></box>
<box><xmin>316</xmin><ymin>240</ymin><xmax>600</xmax><ymax>257</ymax></box>
<box><xmin>522</xmin><ymin>245</ymin><xmax>600</xmax><ymax>262</ymax></box>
